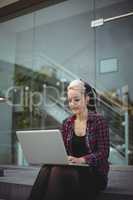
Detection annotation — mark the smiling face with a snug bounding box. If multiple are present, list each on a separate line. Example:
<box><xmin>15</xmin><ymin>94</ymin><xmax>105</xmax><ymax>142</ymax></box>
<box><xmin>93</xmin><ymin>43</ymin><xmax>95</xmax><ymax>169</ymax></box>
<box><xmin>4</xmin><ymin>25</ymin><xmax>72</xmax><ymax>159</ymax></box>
<box><xmin>67</xmin><ymin>88</ymin><xmax>88</xmax><ymax>115</ymax></box>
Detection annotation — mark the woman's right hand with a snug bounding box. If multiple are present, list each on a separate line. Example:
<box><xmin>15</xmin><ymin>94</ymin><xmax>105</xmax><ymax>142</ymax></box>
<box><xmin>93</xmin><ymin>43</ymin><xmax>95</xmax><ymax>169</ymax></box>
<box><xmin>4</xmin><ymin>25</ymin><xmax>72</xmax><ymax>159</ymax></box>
<box><xmin>68</xmin><ymin>156</ymin><xmax>86</xmax><ymax>164</ymax></box>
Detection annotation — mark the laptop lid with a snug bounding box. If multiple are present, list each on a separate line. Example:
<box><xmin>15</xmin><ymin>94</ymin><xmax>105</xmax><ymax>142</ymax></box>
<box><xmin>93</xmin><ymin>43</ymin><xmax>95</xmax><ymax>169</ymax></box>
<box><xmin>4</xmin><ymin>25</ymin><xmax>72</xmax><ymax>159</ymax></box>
<box><xmin>16</xmin><ymin>129</ymin><xmax>68</xmax><ymax>166</ymax></box>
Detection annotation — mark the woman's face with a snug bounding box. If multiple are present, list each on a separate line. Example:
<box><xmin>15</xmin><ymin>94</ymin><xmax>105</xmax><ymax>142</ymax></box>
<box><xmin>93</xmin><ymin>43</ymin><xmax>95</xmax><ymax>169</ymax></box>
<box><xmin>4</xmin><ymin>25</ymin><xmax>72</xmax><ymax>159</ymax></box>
<box><xmin>67</xmin><ymin>89</ymin><xmax>88</xmax><ymax>115</ymax></box>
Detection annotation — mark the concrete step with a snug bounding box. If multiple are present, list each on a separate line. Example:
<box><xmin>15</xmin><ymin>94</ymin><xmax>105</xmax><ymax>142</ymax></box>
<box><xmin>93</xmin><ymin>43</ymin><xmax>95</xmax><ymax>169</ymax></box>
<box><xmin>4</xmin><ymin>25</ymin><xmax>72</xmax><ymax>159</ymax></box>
<box><xmin>0</xmin><ymin>165</ymin><xmax>133</xmax><ymax>200</ymax></box>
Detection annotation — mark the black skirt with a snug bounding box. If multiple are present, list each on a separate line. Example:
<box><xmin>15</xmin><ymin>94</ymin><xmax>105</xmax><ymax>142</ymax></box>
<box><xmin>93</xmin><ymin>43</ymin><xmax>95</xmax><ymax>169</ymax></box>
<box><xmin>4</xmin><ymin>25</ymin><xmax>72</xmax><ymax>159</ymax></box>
<box><xmin>27</xmin><ymin>164</ymin><xmax>107</xmax><ymax>200</ymax></box>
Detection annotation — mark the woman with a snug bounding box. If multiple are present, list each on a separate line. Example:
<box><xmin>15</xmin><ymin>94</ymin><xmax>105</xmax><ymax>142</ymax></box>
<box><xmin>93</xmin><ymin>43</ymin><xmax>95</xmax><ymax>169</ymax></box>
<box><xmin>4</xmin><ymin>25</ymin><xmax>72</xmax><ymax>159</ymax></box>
<box><xmin>28</xmin><ymin>79</ymin><xmax>109</xmax><ymax>200</ymax></box>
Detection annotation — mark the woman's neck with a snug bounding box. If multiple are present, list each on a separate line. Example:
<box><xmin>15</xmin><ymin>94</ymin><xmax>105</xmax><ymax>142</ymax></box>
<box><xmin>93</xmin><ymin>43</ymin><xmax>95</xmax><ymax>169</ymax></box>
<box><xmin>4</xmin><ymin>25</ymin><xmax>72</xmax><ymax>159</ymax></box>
<box><xmin>76</xmin><ymin>109</ymin><xmax>88</xmax><ymax>121</ymax></box>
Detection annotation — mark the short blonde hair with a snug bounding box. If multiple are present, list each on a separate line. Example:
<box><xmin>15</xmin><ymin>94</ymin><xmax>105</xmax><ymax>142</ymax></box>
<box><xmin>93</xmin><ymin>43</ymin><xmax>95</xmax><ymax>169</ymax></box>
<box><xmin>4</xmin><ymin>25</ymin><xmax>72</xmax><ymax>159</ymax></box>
<box><xmin>67</xmin><ymin>79</ymin><xmax>85</xmax><ymax>94</ymax></box>
<box><xmin>67</xmin><ymin>79</ymin><xmax>97</xmax><ymax>111</ymax></box>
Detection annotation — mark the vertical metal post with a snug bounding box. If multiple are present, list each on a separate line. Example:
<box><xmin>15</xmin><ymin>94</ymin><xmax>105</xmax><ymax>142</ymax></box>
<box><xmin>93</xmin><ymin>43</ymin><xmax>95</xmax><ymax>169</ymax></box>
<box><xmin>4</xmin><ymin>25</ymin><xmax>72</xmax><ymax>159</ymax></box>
<box><xmin>17</xmin><ymin>142</ymin><xmax>23</xmax><ymax>165</ymax></box>
<box><xmin>17</xmin><ymin>142</ymin><xmax>28</xmax><ymax>166</ymax></box>
<box><xmin>124</xmin><ymin>111</ymin><xmax>129</xmax><ymax>164</ymax></box>
<box><xmin>42</xmin><ymin>84</ymin><xmax>47</xmax><ymax>128</ymax></box>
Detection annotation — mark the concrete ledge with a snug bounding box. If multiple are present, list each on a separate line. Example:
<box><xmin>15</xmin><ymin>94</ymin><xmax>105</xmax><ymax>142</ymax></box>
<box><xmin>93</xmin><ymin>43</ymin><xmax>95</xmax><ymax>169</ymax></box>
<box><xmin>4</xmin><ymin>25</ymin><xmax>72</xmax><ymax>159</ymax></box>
<box><xmin>0</xmin><ymin>165</ymin><xmax>133</xmax><ymax>200</ymax></box>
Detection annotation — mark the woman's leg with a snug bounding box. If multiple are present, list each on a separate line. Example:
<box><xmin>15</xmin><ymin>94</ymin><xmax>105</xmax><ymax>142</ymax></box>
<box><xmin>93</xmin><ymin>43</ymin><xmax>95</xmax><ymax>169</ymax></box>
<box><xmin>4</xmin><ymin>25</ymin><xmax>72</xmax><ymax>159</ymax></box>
<box><xmin>27</xmin><ymin>165</ymin><xmax>106</xmax><ymax>200</ymax></box>
<box><xmin>27</xmin><ymin>165</ymin><xmax>52</xmax><ymax>200</ymax></box>
<box><xmin>44</xmin><ymin>165</ymin><xmax>80</xmax><ymax>200</ymax></box>
<box><xmin>78</xmin><ymin>167</ymin><xmax>107</xmax><ymax>200</ymax></box>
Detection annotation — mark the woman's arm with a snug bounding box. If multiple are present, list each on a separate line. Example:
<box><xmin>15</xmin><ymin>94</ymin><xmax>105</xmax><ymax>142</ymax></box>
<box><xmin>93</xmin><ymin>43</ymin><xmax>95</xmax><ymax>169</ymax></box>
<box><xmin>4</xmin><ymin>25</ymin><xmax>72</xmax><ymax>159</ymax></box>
<box><xmin>60</xmin><ymin>118</ymin><xmax>69</xmax><ymax>154</ymax></box>
<box><xmin>83</xmin><ymin>115</ymin><xmax>109</xmax><ymax>166</ymax></box>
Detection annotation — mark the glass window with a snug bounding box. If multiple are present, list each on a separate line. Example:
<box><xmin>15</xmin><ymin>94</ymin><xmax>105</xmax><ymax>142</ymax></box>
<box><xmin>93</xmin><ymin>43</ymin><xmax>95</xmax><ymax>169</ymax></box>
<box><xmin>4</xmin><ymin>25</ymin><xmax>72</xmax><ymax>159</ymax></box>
<box><xmin>94</xmin><ymin>0</ymin><xmax>133</xmax><ymax>165</ymax></box>
<box><xmin>0</xmin><ymin>0</ymin><xmax>95</xmax><ymax>165</ymax></box>
<box><xmin>0</xmin><ymin>0</ymin><xmax>133</xmax><ymax>166</ymax></box>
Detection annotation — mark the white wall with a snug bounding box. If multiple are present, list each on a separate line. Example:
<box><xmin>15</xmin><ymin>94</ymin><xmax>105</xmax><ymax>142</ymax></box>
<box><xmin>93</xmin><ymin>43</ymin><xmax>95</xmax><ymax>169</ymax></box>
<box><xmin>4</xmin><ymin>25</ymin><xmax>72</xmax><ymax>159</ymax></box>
<box><xmin>0</xmin><ymin>24</ymin><xmax>16</xmax><ymax>163</ymax></box>
<box><xmin>0</xmin><ymin>102</ymin><xmax>12</xmax><ymax>163</ymax></box>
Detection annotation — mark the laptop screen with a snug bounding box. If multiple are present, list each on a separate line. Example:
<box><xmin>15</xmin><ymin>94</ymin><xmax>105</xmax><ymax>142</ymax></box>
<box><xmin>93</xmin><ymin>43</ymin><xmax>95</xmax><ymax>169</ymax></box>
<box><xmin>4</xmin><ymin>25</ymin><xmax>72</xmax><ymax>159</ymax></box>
<box><xmin>16</xmin><ymin>129</ymin><xmax>68</xmax><ymax>166</ymax></box>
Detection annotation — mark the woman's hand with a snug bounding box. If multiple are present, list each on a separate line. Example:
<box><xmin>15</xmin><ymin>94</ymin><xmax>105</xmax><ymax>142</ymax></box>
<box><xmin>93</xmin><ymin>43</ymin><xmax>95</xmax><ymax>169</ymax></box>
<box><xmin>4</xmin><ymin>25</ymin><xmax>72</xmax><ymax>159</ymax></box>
<box><xmin>68</xmin><ymin>156</ymin><xmax>86</xmax><ymax>164</ymax></box>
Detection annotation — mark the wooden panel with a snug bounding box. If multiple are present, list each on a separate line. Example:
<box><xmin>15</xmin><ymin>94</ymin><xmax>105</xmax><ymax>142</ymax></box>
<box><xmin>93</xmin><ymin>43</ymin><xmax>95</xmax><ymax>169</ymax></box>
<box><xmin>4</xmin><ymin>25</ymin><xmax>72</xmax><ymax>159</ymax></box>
<box><xmin>0</xmin><ymin>0</ymin><xmax>19</xmax><ymax>9</ymax></box>
<box><xmin>0</xmin><ymin>0</ymin><xmax>46</xmax><ymax>18</ymax></box>
<box><xmin>0</xmin><ymin>0</ymin><xmax>67</xmax><ymax>21</ymax></box>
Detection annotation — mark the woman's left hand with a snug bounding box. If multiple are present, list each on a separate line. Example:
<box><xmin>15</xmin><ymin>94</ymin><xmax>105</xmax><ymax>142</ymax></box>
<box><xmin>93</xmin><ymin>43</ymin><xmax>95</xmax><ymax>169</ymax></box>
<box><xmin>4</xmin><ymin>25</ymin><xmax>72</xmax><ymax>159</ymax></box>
<box><xmin>68</xmin><ymin>156</ymin><xmax>86</xmax><ymax>164</ymax></box>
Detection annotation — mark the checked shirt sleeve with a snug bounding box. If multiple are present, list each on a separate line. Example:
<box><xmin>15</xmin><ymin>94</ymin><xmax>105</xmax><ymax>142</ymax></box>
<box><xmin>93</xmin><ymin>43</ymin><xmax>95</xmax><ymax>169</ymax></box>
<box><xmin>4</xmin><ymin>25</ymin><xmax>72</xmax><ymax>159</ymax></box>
<box><xmin>83</xmin><ymin>115</ymin><xmax>109</xmax><ymax>167</ymax></box>
<box><xmin>60</xmin><ymin>119</ymin><xmax>69</xmax><ymax>153</ymax></box>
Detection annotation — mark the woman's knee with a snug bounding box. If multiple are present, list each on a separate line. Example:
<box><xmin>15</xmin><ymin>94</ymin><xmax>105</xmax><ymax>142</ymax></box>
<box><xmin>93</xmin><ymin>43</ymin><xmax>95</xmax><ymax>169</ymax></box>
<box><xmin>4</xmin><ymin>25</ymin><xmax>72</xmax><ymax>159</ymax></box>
<box><xmin>48</xmin><ymin>166</ymin><xmax>78</xmax><ymax>184</ymax></box>
<box><xmin>36</xmin><ymin>165</ymin><xmax>51</xmax><ymax>181</ymax></box>
<box><xmin>51</xmin><ymin>166</ymin><xmax>78</xmax><ymax>177</ymax></box>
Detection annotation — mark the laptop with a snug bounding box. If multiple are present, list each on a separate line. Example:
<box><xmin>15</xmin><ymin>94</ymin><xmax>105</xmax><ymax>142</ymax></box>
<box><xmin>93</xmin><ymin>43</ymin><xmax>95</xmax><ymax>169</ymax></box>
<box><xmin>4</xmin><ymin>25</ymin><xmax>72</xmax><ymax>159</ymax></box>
<box><xmin>16</xmin><ymin>129</ymin><xmax>88</xmax><ymax>167</ymax></box>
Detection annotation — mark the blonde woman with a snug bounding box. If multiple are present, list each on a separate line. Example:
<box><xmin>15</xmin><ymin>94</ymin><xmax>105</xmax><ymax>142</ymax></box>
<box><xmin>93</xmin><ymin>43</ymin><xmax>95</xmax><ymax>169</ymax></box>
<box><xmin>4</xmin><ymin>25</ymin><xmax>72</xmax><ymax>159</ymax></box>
<box><xmin>28</xmin><ymin>80</ymin><xmax>109</xmax><ymax>200</ymax></box>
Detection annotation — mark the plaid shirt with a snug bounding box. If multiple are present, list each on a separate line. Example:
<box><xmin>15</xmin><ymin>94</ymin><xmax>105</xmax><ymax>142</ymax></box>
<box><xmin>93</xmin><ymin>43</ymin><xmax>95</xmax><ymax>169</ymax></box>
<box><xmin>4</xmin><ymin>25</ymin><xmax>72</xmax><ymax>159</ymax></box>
<box><xmin>61</xmin><ymin>112</ymin><xmax>110</xmax><ymax>177</ymax></box>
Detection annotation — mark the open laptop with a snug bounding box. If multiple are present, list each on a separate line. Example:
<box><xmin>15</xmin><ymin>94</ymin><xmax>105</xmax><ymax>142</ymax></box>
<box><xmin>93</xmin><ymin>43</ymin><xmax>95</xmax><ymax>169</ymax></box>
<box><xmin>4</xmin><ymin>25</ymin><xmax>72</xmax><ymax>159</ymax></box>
<box><xmin>16</xmin><ymin>129</ymin><xmax>88</xmax><ymax>167</ymax></box>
